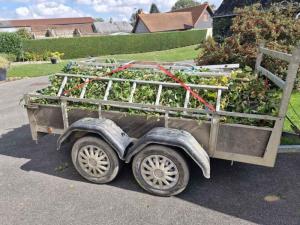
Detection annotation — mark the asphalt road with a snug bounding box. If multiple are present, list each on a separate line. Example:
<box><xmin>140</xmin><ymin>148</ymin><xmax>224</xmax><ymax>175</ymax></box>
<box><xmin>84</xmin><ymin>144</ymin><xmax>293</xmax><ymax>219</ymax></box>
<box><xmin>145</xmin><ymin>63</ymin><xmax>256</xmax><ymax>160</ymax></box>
<box><xmin>0</xmin><ymin>77</ymin><xmax>299</xmax><ymax>225</ymax></box>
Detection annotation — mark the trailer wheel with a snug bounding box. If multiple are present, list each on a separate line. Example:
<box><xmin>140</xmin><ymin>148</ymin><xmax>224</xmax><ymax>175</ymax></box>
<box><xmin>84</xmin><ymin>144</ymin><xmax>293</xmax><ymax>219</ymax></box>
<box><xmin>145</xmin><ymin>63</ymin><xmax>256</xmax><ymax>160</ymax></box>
<box><xmin>71</xmin><ymin>136</ymin><xmax>120</xmax><ymax>184</ymax></box>
<box><xmin>132</xmin><ymin>145</ymin><xmax>190</xmax><ymax>197</ymax></box>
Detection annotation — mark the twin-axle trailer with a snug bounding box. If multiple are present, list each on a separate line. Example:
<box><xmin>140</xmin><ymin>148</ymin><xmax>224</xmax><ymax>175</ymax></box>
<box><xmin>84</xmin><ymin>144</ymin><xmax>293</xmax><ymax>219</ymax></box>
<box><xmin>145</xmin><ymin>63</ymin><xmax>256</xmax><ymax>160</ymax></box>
<box><xmin>24</xmin><ymin>45</ymin><xmax>300</xmax><ymax>196</ymax></box>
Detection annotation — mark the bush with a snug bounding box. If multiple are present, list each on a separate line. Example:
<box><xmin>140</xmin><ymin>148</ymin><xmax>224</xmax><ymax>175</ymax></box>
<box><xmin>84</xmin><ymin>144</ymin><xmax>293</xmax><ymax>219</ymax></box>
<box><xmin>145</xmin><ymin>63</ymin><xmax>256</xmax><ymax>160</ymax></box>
<box><xmin>23</xmin><ymin>29</ymin><xmax>207</xmax><ymax>59</ymax></box>
<box><xmin>212</xmin><ymin>17</ymin><xmax>233</xmax><ymax>43</ymax></box>
<box><xmin>0</xmin><ymin>33</ymin><xmax>22</xmax><ymax>57</ymax></box>
<box><xmin>0</xmin><ymin>56</ymin><xmax>9</xmax><ymax>69</ymax></box>
<box><xmin>16</xmin><ymin>28</ymin><xmax>32</xmax><ymax>40</ymax></box>
<box><xmin>0</xmin><ymin>53</ymin><xmax>17</xmax><ymax>62</ymax></box>
<box><xmin>20</xmin><ymin>51</ymin><xmax>51</xmax><ymax>62</ymax></box>
<box><xmin>197</xmin><ymin>3</ymin><xmax>300</xmax><ymax>88</ymax></box>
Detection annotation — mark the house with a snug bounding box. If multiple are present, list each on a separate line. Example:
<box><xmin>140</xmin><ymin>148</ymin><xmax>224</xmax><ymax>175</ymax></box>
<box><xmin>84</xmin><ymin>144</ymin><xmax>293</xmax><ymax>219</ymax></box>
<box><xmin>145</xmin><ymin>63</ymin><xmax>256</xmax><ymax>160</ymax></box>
<box><xmin>133</xmin><ymin>3</ymin><xmax>213</xmax><ymax>37</ymax></box>
<box><xmin>213</xmin><ymin>0</ymin><xmax>279</xmax><ymax>41</ymax></box>
<box><xmin>0</xmin><ymin>17</ymin><xmax>95</xmax><ymax>38</ymax></box>
<box><xmin>93</xmin><ymin>21</ymin><xmax>133</xmax><ymax>35</ymax></box>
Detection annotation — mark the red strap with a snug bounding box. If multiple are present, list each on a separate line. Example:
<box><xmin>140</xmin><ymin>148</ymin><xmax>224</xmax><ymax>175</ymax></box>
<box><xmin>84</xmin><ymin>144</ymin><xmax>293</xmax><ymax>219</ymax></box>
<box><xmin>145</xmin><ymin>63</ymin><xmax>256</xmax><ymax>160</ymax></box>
<box><xmin>264</xmin><ymin>78</ymin><xmax>270</xmax><ymax>89</ymax></box>
<box><xmin>157</xmin><ymin>65</ymin><xmax>216</xmax><ymax>112</ymax></box>
<box><xmin>63</xmin><ymin>63</ymin><xmax>133</xmax><ymax>95</ymax></box>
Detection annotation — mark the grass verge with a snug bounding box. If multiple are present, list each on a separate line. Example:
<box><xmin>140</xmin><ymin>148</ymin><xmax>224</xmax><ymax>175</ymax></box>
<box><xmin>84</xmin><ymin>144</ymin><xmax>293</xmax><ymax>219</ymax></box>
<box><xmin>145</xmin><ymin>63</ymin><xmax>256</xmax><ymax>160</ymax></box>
<box><xmin>8</xmin><ymin>62</ymin><xmax>68</xmax><ymax>78</ymax></box>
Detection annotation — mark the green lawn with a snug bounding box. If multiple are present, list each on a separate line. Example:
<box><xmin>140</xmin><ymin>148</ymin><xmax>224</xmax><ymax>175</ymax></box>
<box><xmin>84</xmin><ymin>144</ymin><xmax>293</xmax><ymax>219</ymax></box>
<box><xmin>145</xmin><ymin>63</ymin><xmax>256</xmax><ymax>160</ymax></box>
<box><xmin>8</xmin><ymin>62</ymin><xmax>68</xmax><ymax>78</ymax></box>
<box><xmin>284</xmin><ymin>92</ymin><xmax>300</xmax><ymax>132</ymax></box>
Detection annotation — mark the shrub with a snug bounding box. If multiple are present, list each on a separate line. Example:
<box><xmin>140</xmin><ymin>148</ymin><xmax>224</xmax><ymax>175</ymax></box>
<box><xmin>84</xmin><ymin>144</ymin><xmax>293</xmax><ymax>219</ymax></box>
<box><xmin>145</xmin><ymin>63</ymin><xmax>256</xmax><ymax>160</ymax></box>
<box><xmin>0</xmin><ymin>53</ymin><xmax>17</xmax><ymax>62</ymax></box>
<box><xmin>49</xmin><ymin>52</ymin><xmax>64</xmax><ymax>60</ymax></box>
<box><xmin>0</xmin><ymin>32</ymin><xmax>22</xmax><ymax>57</ymax></box>
<box><xmin>16</xmin><ymin>28</ymin><xmax>32</xmax><ymax>40</ymax></box>
<box><xmin>196</xmin><ymin>3</ymin><xmax>300</xmax><ymax>88</ymax></box>
<box><xmin>23</xmin><ymin>29</ymin><xmax>207</xmax><ymax>59</ymax></box>
<box><xmin>20</xmin><ymin>51</ymin><xmax>51</xmax><ymax>61</ymax></box>
<box><xmin>0</xmin><ymin>56</ymin><xmax>9</xmax><ymax>69</ymax></box>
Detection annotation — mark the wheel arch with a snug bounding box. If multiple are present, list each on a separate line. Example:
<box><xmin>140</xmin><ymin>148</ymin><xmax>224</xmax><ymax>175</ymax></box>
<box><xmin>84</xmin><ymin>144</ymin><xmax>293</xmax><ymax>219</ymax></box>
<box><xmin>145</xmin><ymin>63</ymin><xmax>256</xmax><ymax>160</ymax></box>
<box><xmin>57</xmin><ymin>118</ymin><xmax>132</xmax><ymax>160</ymax></box>
<box><xmin>125</xmin><ymin>127</ymin><xmax>211</xmax><ymax>179</ymax></box>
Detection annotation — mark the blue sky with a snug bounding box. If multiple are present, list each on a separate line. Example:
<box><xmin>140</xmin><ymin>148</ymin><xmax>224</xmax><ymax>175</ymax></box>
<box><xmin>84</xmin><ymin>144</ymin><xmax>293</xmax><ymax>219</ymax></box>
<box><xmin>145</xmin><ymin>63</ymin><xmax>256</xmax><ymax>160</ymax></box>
<box><xmin>0</xmin><ymin>0</ymin><xmax>222</xmax><ymax>21</ymax></box>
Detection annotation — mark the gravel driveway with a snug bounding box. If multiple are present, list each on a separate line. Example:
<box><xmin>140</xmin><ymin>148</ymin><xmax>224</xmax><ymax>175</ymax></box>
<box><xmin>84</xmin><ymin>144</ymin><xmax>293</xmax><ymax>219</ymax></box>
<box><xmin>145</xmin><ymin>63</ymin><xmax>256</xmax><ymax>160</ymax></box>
<box><xmin>0</xmin><ymin>77</ymin><xmax>299</xmax><ymax>225</ymax></box>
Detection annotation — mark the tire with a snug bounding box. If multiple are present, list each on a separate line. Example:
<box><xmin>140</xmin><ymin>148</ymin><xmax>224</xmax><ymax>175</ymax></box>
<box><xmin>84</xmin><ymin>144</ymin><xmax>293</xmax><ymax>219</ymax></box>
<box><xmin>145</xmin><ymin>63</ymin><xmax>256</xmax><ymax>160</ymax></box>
<box><xmin>71</xmin><ymin>136</ymin><xmax>120</xmax><ymax>184</ymax></box>
<box><xmin>132</xmin><ymin>145</ymin><xmax>190</xmax><ymax>197</ymax></box>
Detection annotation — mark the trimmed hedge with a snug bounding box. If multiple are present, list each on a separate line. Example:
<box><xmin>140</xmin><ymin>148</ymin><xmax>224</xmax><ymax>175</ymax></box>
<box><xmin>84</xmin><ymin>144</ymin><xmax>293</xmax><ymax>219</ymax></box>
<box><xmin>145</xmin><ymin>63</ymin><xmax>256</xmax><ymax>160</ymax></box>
<box><xmin>23</xmin><ymin>29</ymin><xmax>207</xmax><ymax>59</ymax></box>
<box><xmin>0</xmin><ymin>32</ymin><xmax>22</xmax><ymax>57</ymax></box>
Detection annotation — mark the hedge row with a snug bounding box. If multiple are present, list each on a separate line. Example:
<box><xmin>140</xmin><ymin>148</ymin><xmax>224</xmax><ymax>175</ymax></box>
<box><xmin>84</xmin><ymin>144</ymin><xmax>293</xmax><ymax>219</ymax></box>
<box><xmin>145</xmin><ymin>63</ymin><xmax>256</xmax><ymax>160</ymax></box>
<box><xmin>23</xmin><ymin>29</ymin><xmax>207</xmax><ymax>59</ymax></box>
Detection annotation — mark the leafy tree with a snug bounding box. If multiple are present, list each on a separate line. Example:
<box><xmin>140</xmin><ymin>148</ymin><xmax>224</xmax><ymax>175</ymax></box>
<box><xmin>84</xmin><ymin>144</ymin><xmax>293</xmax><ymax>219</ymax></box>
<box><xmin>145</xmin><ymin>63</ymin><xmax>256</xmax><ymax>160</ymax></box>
<box><xmin>95</xmin><ymin>18</ymin><xmax>104</xmax><ymax>22</ymax></box>
<box><xmin>130</xmin><ymin>9</ymin><xmax>143</xmax><ymax>26</ymax></box>
<box><xmin>171</xmin><ymin>0</ymin><xmax>200</xmax><ymax>11</ymax></box>
<box><xmin>149</xmin><ymin>3</ymin><xmax>160</xmax><ymax>13</ymax></box>
<box><xmin>16</xmin><ymin>28</ymin><xmax>32</xmax><ymax>40</ymax></box>
<box><xmin>197</xmin><ymin>3</ymin><xmax>300</xmax><ymax>88</ymax></box>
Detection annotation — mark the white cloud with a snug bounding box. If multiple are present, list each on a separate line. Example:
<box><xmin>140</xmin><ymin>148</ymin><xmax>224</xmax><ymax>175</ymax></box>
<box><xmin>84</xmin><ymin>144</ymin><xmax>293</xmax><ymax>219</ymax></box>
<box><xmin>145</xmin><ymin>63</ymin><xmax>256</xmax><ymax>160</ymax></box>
<box><xmin>15</xmin><ymin>6</ymin><xmax>30</xmax><ymax>16</ymax></box>
<box><xmin>15</xmin><ymin>1</ymin><xmax>87</xmax><ymax>19</ymax></box>
<box><xmin>75</xmin><ymin>0</ymin><xmax>177</xmax><ymax>20</ymax></box>
<box><xmin>0</xmin><ymin>0</ymin><xmax>222</xmax><ymax>21</ymax></box>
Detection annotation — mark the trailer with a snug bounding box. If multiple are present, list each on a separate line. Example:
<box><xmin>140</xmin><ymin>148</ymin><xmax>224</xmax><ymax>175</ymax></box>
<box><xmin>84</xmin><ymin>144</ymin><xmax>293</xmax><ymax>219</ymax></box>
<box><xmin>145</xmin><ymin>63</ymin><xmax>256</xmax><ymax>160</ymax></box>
<box><xmin>24</xmin><ymin>45</ymin><xmax>300</xmax><ymax>196</ymax></box>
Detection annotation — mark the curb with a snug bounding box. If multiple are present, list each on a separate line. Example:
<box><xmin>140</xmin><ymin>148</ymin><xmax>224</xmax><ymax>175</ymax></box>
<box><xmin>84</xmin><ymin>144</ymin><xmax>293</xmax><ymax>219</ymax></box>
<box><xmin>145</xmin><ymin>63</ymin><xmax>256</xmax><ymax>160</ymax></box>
<box><xmin>278</xmin><ymin>145</ymin><xmax>300</xmax><ymax>153</ymax></box>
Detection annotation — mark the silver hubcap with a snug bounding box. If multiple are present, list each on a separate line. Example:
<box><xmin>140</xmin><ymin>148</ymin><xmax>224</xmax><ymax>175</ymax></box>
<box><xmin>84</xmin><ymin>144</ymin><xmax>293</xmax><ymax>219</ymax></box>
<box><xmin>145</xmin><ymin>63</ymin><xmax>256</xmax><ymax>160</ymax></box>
<box><xmin>78</xmin><ymin>145</ymin><xmax>110</xmax><ymax>177</ymax></box>
<box><xmin>141</xmin><ymin>155</ymin><xmax>179</xmax><ymax>190</ymax></box>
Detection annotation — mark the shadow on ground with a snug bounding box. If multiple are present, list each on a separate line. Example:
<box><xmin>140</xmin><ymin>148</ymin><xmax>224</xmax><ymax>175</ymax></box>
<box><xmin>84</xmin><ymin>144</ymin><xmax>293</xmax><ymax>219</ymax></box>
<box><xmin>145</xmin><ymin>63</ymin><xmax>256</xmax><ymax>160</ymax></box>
<box><xmin>0</xmin><ymin>125</ymin><xmax>299</xmax><ymax>225</ymax></box>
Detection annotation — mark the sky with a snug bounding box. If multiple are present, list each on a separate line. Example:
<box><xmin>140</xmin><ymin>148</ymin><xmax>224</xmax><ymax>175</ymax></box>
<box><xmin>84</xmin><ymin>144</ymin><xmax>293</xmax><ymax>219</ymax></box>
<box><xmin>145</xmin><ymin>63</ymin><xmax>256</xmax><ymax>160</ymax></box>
<box><xmin>0</xmin><ymin>0</ymin><xmax>222</xmax><ymax>21</ymax></box>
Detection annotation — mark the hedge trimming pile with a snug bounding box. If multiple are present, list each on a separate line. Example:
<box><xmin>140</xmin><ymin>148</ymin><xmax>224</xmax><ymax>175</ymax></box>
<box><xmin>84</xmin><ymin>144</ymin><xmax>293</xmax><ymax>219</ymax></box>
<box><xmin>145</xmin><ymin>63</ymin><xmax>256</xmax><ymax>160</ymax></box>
<box><xmin>36</xmin><ymin>64</ymin><xmax>281</xmax><ymax>127</ymax></box>
<box><xmin>23</xmin><ymin>30</ymin><xmax>206</xmax><ymax>59</ymax></box>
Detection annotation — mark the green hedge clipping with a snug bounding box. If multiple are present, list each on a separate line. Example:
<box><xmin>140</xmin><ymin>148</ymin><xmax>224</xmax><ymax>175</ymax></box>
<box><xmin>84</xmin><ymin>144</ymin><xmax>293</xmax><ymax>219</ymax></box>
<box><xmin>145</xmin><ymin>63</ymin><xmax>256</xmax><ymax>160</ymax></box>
<box><xmin>23</xmin><ymin>29</ymin><xmax>207</xmax><ymax>59</ymax></box>
<box><xmin>0</xmin><ymin>32</ymin><xmax>22</xmax><ymax>57</ymax></box>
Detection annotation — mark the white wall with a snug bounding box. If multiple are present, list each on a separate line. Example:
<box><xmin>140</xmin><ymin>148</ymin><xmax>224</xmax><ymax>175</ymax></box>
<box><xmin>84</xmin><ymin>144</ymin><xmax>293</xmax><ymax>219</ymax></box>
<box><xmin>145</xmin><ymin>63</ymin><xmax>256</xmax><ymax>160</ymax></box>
<box><xmin>134</xmin><ymin>20</ymin><xmax>149</xmax><ymax>33</ymax></box>
<box><xmin>0</xmin><ymin>28</ymin><xmax>19</xmax><ymax>32</ymax></box>
<box><xmin>0</xmin><ymin>27</ymin><xmax>31</xmax><ymax>33</ymax></box>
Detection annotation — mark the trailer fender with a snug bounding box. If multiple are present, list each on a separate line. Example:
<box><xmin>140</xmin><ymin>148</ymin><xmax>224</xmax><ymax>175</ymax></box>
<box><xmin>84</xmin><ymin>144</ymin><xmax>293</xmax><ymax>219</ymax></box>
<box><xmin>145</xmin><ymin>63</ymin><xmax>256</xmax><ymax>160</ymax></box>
<box><xmin>57</xmin><ymin>118</ymin><xmax>132</xmax><ymax>160</ymax></box>
<box><xmin>125</xmin><ymin>127</ymin><xmax>210</xmax><ymax>179</ymax></box>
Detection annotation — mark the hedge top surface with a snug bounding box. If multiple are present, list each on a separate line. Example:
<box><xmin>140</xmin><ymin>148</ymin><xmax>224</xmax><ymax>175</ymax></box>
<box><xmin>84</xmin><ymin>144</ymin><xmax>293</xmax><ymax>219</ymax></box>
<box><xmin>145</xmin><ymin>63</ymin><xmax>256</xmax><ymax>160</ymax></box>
<box><xmin>23</xmin><ymin>29</ymin><xmax>207</xmax><ymax>59</ymax></box>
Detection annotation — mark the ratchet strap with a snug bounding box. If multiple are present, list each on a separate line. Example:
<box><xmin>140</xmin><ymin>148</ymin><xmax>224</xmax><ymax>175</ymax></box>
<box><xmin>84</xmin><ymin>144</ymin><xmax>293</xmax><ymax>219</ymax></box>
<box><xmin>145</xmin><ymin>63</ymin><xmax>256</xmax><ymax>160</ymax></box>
<box><xmin>157</xmin><ymin>65</ymin><xmax>216</xmax><ymax>112</ymax></box>
<box><xmin>63</xmin><ymin>63</ymin><xmax>133</xmax><ymax>95</ymax></box>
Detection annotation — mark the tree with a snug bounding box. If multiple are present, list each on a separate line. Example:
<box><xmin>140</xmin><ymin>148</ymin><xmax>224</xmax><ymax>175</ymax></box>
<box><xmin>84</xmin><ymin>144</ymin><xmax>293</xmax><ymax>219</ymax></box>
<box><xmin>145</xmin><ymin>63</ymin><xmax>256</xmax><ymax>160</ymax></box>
<box><xmin>196</xmin><ymin>3</ymin><xmax>300</xmax><ymax>88</ymax></box>
<box><xmin>16</xmin><ymin>28</ymin><xmax>32</xmax><ymax>40</ymax></box>
<box><xmin>130</xmin><ymin>9</ymin><xmax>143</xmax><ymax>26</ymax></box>
<box><xmin>95</xmin><ymin>18</ymin><xmax>104</xmax><ymax>22</ymax></box>
<box><xmin>171</xmin><ymin>0</ymin><xmax>200</xmax><ymax>11</ymax></box>
<box><xmin>149</xmin><ymin>3</ymin><xmax>160</xmax><ymax>13</ymax></box>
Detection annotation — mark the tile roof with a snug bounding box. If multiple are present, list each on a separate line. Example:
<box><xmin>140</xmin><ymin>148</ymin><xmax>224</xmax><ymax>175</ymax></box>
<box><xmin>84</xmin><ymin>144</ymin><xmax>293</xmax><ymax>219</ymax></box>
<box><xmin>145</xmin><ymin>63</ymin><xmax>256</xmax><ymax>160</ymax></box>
<box><xmin>93</xmin><ymin>21</ymin><xmax>133</xmax><ymax>34</ymax></box>
<box><xmin>135</xmin><ymin>12</ymin><xmax>194</xmax><ymax>33</ymax></box>
<box><xmin>133</xmin><ymin>3</ymin><xmax>213</xmax><ymax>33</ymax></box>
<box><xmin>172</xmin><ymin>3</ymin><xmax>213</xmax><ymax>24</ymax></box>
<box><xmin>0</xmin><ymin>17</ymin><xmax>95</xmax><ymax>28</ymax></box>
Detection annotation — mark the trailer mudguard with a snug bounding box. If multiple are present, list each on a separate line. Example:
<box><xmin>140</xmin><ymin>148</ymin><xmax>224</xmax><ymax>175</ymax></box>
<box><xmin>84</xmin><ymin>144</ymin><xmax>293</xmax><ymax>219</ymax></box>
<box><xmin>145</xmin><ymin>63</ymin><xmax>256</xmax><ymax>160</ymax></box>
<box><xmin>57</xmin><ymin>118</ymin><xmax>132</xmax><ymax>160</ymax></box>
<box><xmin>125</xmin><ymin>127</ymin><xmax>210</xmax><ymax>179</ymax></box>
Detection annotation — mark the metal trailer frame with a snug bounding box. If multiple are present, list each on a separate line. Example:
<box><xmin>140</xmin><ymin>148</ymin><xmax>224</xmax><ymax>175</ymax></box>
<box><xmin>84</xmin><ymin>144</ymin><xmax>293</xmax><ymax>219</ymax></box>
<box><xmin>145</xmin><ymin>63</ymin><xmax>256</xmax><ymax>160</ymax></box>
<box><xmin>24</xmin><ymin>45</ymin><xmax>300</xmax><ymax>168</ymax></box>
